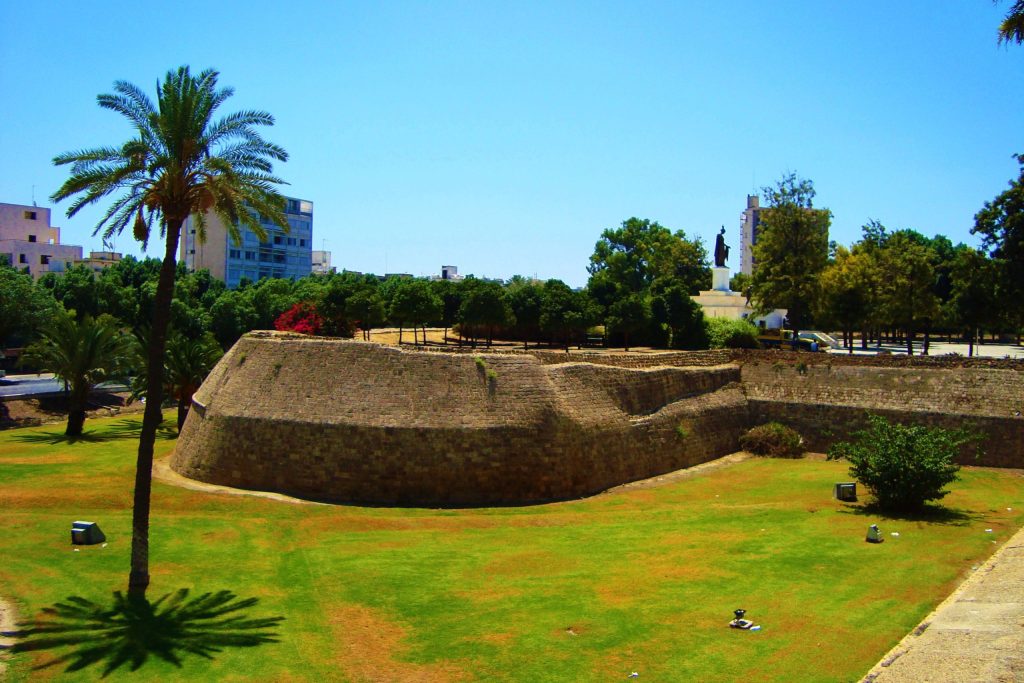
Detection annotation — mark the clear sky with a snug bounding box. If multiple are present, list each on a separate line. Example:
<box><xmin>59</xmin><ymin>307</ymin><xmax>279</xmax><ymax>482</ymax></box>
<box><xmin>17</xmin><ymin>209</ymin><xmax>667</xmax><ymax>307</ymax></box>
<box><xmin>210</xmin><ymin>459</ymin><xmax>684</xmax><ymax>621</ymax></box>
<box><xmin>2</xmin><ymin>2</ymin><xmax>1022</xmax><ymax>287</ymax></box>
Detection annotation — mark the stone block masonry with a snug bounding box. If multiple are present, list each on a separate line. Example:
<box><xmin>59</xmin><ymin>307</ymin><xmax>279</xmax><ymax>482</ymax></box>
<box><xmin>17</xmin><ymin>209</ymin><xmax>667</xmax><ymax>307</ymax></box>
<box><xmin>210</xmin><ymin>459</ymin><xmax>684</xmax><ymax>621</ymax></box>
<box><xmin>172</xmin><ymin>334</ymin><xmax>748</xmax><ymax>506</ymax></box>
<box><xmin>171</xmin><ymin>334</ymin><xmax>1024</xmax><ymax>507</ymax></box>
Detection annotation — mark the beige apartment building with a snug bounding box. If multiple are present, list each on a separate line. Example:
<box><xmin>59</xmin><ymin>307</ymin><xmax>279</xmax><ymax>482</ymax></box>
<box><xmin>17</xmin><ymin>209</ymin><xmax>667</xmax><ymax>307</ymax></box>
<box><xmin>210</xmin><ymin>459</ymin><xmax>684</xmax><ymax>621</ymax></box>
<box><xmin>0</xmin><ymin>202</ymin><xmax>83</xmax><ymax>278</ymax></box>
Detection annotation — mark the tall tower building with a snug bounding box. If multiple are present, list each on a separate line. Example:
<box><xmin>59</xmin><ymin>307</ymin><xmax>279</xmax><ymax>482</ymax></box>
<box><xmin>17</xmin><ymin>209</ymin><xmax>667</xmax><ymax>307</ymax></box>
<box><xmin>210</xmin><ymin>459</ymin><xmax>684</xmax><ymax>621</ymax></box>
<box><xmin>739</xmin><ymin>195</ymin><xmax>761</xmax><ymax>276</ymax></box>
<box><xmin>180</xmin><ymin>197</ymin><xmax>313</xmax><ymax>287</ymax></box>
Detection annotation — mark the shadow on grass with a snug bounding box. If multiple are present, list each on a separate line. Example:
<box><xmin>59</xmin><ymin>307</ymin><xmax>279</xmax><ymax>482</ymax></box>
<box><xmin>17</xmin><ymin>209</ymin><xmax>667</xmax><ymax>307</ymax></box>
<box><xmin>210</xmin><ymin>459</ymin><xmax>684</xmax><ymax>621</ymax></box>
<box><xmin>11</xmin><ymin>419</ymin><xmax>178</xmax><ymax>445</ymax></box>
<box><xmin>837</xmin><ymin>501</ymin><xmax>980</xmax><ymax>526</ymax></box>
<box><xmin>1</xmin><ymin>589</ymin><xmax>282</xmax><ymax>677</ymax></box>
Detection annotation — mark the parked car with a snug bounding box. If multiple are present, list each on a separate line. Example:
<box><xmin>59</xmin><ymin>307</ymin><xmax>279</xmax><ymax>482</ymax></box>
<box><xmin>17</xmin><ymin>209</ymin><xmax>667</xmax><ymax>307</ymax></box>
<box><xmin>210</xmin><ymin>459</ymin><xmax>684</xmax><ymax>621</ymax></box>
<box><xmin>757</xmin><ymin>329</ymin><xmax>826</xmax><ymax>352</ymax></box>
<box><xmin>797</xmin><ymin>331</ymin><xmax>841</xmax><ymax>350</ymax></box>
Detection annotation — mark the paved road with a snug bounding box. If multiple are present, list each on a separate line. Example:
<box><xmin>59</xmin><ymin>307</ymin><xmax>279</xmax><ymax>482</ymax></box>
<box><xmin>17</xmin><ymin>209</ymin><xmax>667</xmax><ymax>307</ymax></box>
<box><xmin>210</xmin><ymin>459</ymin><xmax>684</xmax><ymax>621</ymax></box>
<box><xmin>0</xmin><ymin>373</ymin><xmax>129</xmax><ymax>399</ymax></box>
<box><xmin>827</xmin><ymin>341</ymin><xmax>1024</xmax><ymax>359</ymax></box>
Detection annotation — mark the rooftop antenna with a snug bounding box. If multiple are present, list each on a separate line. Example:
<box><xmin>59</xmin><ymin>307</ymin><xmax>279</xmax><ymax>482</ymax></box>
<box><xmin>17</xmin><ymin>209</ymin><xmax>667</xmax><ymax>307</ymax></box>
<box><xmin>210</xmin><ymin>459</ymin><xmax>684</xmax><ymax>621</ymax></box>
<box><xmin>32</xmin><ymin>185</ymin><xmax>37</xmax><ymax>207</ymax></box>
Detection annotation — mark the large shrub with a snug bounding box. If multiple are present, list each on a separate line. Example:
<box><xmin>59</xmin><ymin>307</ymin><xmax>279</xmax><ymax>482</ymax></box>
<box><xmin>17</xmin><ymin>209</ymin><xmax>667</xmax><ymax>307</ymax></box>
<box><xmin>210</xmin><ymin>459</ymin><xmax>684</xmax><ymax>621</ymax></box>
<box><xmin>740</xmin><ymin>422</ymin><xmax>805</xmax><ymax>458</ymax></box>
<box><xmin>827</xmin><ymin>415</ymin><xmax>978</xmax><ymax>512</ymax></box>
<box><xmin>706</xmin><ymin>318</ymin><xmax>760</xmax><ymax>349</ymax></box>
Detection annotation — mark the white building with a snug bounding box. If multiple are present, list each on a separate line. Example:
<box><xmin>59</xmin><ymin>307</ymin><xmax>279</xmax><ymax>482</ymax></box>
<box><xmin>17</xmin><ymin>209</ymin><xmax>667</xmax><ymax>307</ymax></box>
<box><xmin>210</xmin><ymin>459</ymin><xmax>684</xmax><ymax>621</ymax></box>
<box><xmin>312</xmin><ymin>250</ymin><xmax>334</xmax><ymax>274</ymax></box>
<box><xmin>0</xmin><ymin>202</ymin><xmax>83</xmax><ymax>278</ymax></box>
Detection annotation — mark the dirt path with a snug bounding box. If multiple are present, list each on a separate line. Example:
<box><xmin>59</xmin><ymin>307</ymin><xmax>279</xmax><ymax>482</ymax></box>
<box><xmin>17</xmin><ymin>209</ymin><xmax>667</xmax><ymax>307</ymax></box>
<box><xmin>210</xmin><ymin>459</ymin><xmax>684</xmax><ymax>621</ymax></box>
<box><xmin>153</xmin><ymin>457</ymin><xmax>326</xmax><ymax>506</ymax></box>
<box><xmin>0</xmin><ymin>594</ymin><xmax>16</xmax><ymax>679</ymax></box>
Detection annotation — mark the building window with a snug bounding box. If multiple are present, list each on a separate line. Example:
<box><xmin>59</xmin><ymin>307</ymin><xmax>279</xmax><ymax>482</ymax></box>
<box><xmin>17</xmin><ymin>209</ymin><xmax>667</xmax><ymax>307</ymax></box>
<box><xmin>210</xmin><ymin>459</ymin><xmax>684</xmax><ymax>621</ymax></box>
<box><xmin>274</xmin><ymin>254</ymin><xmax>286</xmax><ymax>263</ymax></box>
<box><xmin>19</xmin><ymin>254</ymin><xmax>27</xmax><ymax>263</ymax></box>
<box><xmin>40</xmin><ymin>255</ymin><xmax>50</xmax><ymax>265</ymax></box>
<box><xmin>273</xmin><ymin>235</ymin><xmax>283</xmax><ymax>245</ymax></box>
<box><xmin>287</xmin><ymin>237</ymin><xmax>296</xmax><ymax>246</ymax></box>
<box><xmin>229</xmin><ymin>249</ymin><xmax>241</xmax><ymax>259</ymax></box>
<box><xmin>28</xmin><ymin>234</ymin><xmax>37</xmax><ymax>243</ymax></box>
<box><xmin>245</xmin><ymin>250</ymin><xmax>256</xmax><ymax>260</ymax></box>
<box><xmin>24</xmin><ymin>211</ymin><xmax>37</xmax><ymax>220</ymax></box>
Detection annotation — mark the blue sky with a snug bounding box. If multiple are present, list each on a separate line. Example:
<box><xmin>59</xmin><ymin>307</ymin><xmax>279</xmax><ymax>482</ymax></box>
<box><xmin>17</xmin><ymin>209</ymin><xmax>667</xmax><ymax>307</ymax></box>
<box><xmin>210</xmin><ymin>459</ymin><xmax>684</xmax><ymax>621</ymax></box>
<box><xmin>1</xmin><ymin>2</ymin><xmax>1021</xmax><ymax>287</ymax></box>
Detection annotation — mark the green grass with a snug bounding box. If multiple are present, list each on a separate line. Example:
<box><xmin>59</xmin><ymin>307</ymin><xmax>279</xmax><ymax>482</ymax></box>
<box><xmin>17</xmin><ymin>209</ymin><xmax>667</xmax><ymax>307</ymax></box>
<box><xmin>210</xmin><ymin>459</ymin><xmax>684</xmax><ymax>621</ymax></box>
<box><xmin>1</xmin><ymin>416</ymin><xmax>1022</xmax><ymax>682</ymax></box>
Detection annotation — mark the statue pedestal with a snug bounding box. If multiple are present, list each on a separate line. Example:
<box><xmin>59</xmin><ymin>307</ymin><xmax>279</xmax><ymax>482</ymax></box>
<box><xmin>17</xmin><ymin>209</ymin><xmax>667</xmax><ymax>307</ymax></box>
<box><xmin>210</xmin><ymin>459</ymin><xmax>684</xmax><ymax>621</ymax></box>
<box><xmin>712</xmin><ymin>267</ymin><xmax>731</xmax><ymax>292</ymax></box>
<box><xmin>692</xmin><ymin>266</ymin><xmax>788</xmax><ymax>329</ymax></box>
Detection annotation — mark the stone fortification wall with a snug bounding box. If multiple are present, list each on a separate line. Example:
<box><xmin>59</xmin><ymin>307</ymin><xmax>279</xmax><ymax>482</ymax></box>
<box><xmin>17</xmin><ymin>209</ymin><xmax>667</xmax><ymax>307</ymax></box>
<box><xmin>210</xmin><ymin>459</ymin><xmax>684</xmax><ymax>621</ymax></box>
<box><xmin>172</xmin><ymin>335</ymin><xmax>1024</xmax><ymax>507</ymax></box>
<box><xmin>172</xmin><ymin>334</ymin><xmax>748</xmax><ymax>506</ymax></box>
<box><xmin>530</xmin><ymin>349</ymin><xmax>733</xmax><ymax>368</ymax></box>
<box><xmin>742</xmin><ymin>361</ymin><xmax>1024</xmax><ymax>467</ymax></box>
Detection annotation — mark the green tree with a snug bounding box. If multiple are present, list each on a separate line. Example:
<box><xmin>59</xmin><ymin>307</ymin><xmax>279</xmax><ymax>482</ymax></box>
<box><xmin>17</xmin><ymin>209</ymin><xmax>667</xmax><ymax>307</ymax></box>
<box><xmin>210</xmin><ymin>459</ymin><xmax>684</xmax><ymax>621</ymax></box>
<box><xmin>973</xmin><ymin>155</ymin><xmax>1024</xmax><ymax>342</ymax></box>
<box><xmin>705</xmin><ymin>318</ymin><xmax>760</xmax><ymax>349</ymax></box>
<box><xmin>815</xmin><ymin>247</ymin><xmax>875</xmax><ymax>353</ymax></box>
<box><xmin>947</xmin><ymin>248</ymin><xmax>999</xmax><ymax>356</ymax></box>
<box><xmin>0</xmin><ymin>265</ymin><xmax>59</xmax><ymax>351</ymax></box>
<box><xmin>749</xmin><ymin>173</ymin><xmax>831</xmax><ymax>333</ymax></box>
<box><xmin>587</xmin><ymin>217</ymin><xmax>709</xmax><ymax>348</ymax></box>
<box><xmin>650</xmin><ymin>282</ymin><xmax>709</xmax><ymax>349</ymax></box>
<box><xmin>540</xmin><ymin>280</ymin><xmax>595</xmax><ymax>350</ymax></box>
<box><xmin>878</xmin><ymin>232</ymin><xmax>939</xmax><ymax>355</ymax></box>
<box><xmin>346</xmin><ymin>288</ymin><xmax>387</xmax><ymax>341</ymax></box>
<box><xmin>51</xmin><ymin>66</ymin><xmax>289</xmax><ymax>596</ymax></box>
<box><xmin>430</xmin><ymin>278</ymin><xmax>464</xmax><ymax>344</ymax></box>
<box><xmin>209</xmin><ymin>290</ymin><xmax>258</xmax><ymax>349</ymax></box>
<box><xmin>507</xmin><ymin>278</ymin><xmax>544</xmax><ymax>349</ymax></box>
<box><xmin>389</xmin><ymin>279</ymin><xmax>442</xmax><ymax>345</ymax></box>
<box><xmin>828</xmin><ymin>415</ymin><xmax>977</xmax><ymax>513</ymax></box>
<box><xmin>38</xmin><ymin>264</ymin><xmax>101</xmax><ymax>320</ymax></box>
<box><xmin>459</xmin><ymin>280</ymin><xmax>513</xmax><ymax>348</ymax></box>
<box><xmin>22</xmin><ymin>314</ymin><xmax>133</xmax><ymax>436</ymax></box>
<box><xmin>163</xmin><ymin>333</ymin><xmax>223</xmax><ymax>431</ymax></box>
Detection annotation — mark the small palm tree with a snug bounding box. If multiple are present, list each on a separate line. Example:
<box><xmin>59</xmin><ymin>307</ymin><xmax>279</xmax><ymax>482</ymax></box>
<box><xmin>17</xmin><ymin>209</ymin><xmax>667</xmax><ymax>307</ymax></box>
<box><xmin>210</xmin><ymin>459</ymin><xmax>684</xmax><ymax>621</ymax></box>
<box><xmin>52</xmin><ymin>66</ymin><xmax>289</xmax><ymax>596</ymax></box>
<box><xmin>22</xmin><ymin>314</ymin><xmax>133</xmax><ymax>436</ymax></box>
<box><xmin>132</xmin><ymin>332</ymin><xmax>223</xmax><ymax>431</ymax></box>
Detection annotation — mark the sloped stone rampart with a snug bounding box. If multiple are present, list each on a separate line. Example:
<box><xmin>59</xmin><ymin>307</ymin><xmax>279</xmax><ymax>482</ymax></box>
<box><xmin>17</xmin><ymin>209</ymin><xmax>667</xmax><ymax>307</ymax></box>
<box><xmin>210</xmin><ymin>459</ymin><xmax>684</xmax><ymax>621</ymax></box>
<box><xmin>171</xmin><ymin>334</ymin><xmax>1024</xmax><ymax>506</ymax></box>
<box><xmin>172</xmin><ymin>335</ymin><xmax>748</xmax><ymax>506</ymax></box>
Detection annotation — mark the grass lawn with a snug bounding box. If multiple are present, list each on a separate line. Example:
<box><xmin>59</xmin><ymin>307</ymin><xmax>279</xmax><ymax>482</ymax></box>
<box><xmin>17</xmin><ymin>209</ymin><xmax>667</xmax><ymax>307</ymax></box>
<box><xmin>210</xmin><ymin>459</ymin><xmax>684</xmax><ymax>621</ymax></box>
<box><xmin>1</xmin><ymin>415</ymin><xmax>1022</xmax><ymax>682</ymax></box>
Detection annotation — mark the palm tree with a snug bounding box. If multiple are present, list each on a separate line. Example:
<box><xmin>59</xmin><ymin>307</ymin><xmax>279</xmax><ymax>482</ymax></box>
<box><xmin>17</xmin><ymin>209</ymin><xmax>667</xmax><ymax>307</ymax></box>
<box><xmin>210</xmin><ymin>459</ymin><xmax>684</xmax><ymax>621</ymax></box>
<box><xmin>51</xmin><ymin>66</ymin><xmax>288</xmax><ymax>597</ymax></box>
<box><xmin>132</xmin><ymin>332</ymin><xmax>223</xmax><ymax>431</ymax></box>
<box><xmin>21</xmin><ymin>314</ymin><xmax>133</xmax><ymax>436</ymax></box>
<box><xmin>1000</xmin><ymin>1</ymin><xmax>1024</xmax><ymax>44</ymax></box>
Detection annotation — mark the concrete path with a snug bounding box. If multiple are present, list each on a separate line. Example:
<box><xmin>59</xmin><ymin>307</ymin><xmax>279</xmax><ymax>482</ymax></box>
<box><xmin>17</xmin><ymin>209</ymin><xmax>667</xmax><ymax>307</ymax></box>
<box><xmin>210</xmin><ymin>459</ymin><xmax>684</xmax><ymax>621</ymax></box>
<box><xmin>863</xmin><ymin>525</ymin><xmax>1024</xmax><ymax>682</ymax></box>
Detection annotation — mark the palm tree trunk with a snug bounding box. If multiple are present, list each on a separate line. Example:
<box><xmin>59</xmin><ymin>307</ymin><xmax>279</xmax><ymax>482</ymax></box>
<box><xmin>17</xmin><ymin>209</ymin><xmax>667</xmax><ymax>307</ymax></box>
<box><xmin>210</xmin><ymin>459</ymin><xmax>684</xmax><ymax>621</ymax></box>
<box><xmin>177</xmin><ymin>397</ymin><xmax>189</xmax><ymax>432</ymax></box>
<box><xmin>128</xmin><ymin>217</ymin><xmax>181</xmax><ymax>598</ymax></box>
<box><xmin>66</xmin><ymin>391</ymin><xmax>87</xmax><ymax>436</ymax></box>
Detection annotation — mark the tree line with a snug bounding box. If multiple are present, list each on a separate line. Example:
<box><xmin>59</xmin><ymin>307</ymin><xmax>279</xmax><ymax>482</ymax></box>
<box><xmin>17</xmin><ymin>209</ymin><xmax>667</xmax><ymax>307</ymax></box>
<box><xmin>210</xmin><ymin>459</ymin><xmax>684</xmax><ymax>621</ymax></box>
<box><xmin>4</xmin><ymin>160</ymin><xmax>1022</xmax><ymax>365</ymax></box>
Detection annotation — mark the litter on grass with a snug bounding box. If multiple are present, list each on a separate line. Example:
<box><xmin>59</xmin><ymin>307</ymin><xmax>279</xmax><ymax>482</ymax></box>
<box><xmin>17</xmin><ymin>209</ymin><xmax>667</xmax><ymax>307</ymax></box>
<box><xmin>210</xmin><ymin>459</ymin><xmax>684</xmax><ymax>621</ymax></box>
<box><xmin>891</xmin><ymin>532</ymin><xmax>900</xmax><ymax>537</ymax></box>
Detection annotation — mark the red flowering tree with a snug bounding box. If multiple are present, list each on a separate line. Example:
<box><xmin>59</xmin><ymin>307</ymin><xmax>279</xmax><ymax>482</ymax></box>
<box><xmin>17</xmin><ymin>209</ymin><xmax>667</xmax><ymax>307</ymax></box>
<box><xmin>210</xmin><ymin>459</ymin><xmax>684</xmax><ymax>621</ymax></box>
<box><xmin>274</xmin><ymin>302</ymin><xmax>324</xmax><ymax>335</ymax></box>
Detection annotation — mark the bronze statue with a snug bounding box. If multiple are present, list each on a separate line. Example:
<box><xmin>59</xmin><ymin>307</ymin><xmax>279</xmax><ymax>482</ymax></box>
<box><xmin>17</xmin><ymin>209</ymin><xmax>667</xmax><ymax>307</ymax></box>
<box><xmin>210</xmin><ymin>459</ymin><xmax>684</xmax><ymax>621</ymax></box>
<box><xmin>714</xmin><ymin>226</ymin><xmax>730</xmax><ymax>268</ymax></box>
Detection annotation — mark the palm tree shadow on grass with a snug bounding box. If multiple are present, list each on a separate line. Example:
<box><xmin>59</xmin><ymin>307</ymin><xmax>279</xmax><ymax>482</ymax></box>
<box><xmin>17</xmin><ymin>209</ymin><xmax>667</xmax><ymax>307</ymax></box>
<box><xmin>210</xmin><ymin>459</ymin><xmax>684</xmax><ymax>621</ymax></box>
<box><xmin>3</xmin><ymin>589</ymin><xmax>283</xmax><ymax>677</ymax></box>
<box><xmin>12</xmin><ymin>419</ymin><xmax>178</xmax><ymax>445</ymax></box>
<box><xmin>836</xmin><ymin>501</ymin><xmax>980</xmax><ymax>526</ymax></box>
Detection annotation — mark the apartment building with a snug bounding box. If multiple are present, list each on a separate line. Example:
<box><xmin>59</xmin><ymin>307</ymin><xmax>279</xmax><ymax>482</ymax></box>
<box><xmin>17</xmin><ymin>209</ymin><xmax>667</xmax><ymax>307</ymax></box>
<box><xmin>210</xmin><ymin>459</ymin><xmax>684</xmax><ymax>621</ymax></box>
<box><xmin>0</xmin><ymin>202</ymin><xmax>83</xmax><ymax>278</ymax></box>
<box><xmin>180</xmin><ymin>197</ymin><xmax>314</xmax><ymax>287</ymax></box>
